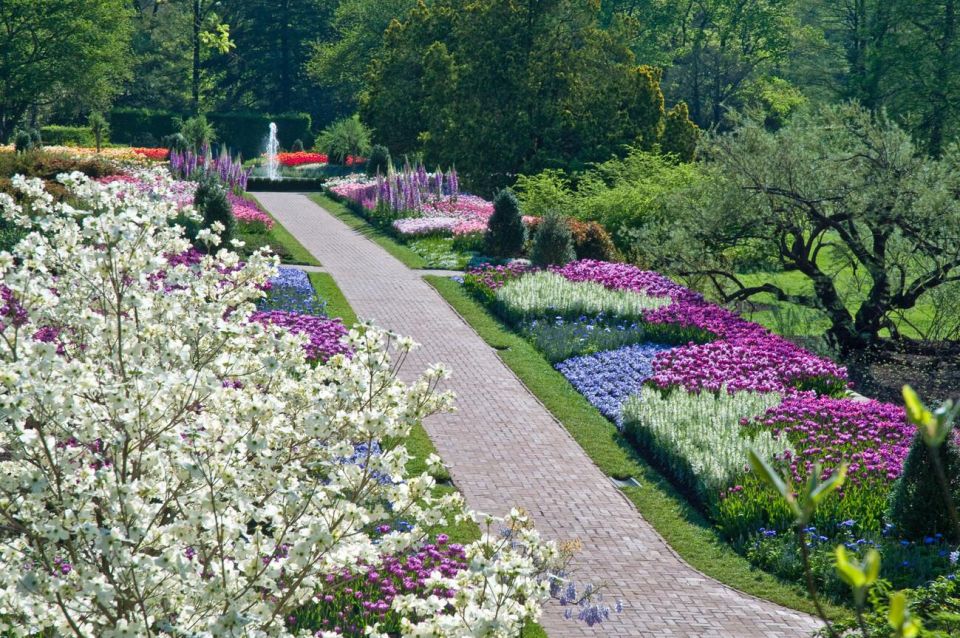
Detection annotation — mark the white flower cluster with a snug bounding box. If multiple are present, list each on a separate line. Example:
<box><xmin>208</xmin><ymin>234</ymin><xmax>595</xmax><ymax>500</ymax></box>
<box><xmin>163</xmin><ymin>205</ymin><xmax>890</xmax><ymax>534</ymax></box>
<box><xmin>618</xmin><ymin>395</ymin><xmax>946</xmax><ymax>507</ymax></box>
<box><xmin>0</xmin><ymin>172</ymin><xmax>553</xmax><ymax>637</ymax></box>
<box><xmin>622</xmin><ymin>387</ymin><xmax>792</xmax><ymax>503</ymax></box>
<box><xmin>496</xmin><ymin>271</ymin><xmax>669</xmax><ymax>322</ymax></box>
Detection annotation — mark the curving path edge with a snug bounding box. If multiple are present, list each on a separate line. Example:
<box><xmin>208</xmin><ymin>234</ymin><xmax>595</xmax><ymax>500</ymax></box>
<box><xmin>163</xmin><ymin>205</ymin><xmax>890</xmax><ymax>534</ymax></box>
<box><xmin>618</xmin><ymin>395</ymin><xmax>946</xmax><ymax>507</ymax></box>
<box><xmin>254</xmin><ymin>192</ymin><xmax>822</xmax><ymax>638</ymax></box>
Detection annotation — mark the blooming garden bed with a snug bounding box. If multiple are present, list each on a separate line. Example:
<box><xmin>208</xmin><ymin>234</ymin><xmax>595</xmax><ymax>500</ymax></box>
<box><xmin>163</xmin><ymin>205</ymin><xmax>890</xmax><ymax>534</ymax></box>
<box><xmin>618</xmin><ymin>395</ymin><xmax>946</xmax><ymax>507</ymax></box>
<box><xmin>0</xmin><ymin>167</ymin><xmax>568</xmax><ymax>636</ymax></box>
<box><xmin>460</xmin><ymin>259</ymin><xmax>957</xmax><ymax>601</ymax></box>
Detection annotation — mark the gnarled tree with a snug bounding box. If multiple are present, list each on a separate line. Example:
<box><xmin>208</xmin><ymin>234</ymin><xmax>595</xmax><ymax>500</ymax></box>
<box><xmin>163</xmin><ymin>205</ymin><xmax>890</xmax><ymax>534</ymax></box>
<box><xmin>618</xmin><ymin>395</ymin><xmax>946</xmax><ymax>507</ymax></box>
<box><xmin>648</xmin><ymin>104</ymin><xmax>960</xmax><ymax>353</ymax></box>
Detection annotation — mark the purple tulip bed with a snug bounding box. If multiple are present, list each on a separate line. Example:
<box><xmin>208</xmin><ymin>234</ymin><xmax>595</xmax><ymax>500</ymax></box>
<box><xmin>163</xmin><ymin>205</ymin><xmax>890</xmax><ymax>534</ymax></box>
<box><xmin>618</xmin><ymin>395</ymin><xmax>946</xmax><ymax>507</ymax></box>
<box><xmin>250</xmin><ymin>266</ymin><xmax>349</xmax><ymax>362</ymax></box>
<box><xmin>461</xmin><ymin>259</ymin><xmax>955</xmax><ymax>593</ymax></box>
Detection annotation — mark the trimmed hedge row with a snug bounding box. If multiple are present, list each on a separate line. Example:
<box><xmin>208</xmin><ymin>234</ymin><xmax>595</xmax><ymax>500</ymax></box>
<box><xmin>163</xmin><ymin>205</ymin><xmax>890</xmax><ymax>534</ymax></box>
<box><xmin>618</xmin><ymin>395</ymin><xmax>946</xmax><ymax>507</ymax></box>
<box><xmin>108</xmin><ymin>109</ymin><xmax>312</xmax><ymax>159</ymax></box>
<box><xmin>247</xmin><ymin>177</ymin><xmax>326</xmax><ymax>192</ymax></box>
<box><xmin>40</xmin><ymin>126</ymin><xmax>97</xmax><ymax>147</ymax></box>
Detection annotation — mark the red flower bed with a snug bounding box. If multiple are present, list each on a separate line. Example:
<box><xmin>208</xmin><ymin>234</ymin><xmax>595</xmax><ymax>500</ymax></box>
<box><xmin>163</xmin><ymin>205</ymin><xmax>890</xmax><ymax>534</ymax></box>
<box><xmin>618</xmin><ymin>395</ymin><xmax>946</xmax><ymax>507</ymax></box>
<box><xmin>277</xmin><ymin>152</ymin><xmax>328</xmax><ymax>166</ymax></box>
<box><xmin>132</xmin><ymin>148</ymin><xmax>170</xmax><ymax>161</ymax></box>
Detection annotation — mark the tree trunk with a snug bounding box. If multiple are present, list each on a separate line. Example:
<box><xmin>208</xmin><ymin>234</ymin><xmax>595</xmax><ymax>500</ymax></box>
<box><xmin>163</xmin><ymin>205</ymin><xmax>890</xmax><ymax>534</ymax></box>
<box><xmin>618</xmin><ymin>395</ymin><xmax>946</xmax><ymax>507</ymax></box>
<box><xmin>193</xmin><ymin>0</ymin><xmax>201</xmax><ymax>113</ymax></box>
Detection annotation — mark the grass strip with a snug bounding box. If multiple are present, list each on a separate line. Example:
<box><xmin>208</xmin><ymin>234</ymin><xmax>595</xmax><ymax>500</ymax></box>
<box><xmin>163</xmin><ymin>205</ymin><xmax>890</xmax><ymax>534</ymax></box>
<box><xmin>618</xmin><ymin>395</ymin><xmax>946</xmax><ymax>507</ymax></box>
<box><xmin>245</xmin><ymin>193</ymin><xmax>321</xmax><ymax>267</ymax></box>
<box><xmin>308</xmin><ymin>193</ymin><xmax>428</xmax><ymax>269</ymax></box>
<box><xmin>308</xmin><ymin>272</ymin><xmax>358</xmax><ymax>326</ymax></box>
<box><xmin>311</xmin><ymin>269</ymin><xmax>545</xmax><ymax>635</ymax></box>
<box><xmin>425</xmin><ymin>274</ymin><xmax>850</xmax><ymax>622</ymax></box>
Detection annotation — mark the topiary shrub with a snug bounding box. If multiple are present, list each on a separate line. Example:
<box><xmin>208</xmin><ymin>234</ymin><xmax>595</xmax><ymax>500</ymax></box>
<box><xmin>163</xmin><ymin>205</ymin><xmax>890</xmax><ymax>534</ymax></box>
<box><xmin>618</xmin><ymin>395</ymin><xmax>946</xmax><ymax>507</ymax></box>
<box><xmin>530</xmin><ymin>210</ymin><xmax>575</xmax><ymax>267</ymax></box>
<box><xmin>888</xmin><ymin>428</ymin><xmax>960</xmax><ymax>542</ymax></box>
<box><xmin>292</xmin><ymin>139</ymin><xmax>305</xmax><ymax>152</ymax></box>
<box><xmin>484</xmin><ymin>188</ymin><xmax>526</xmax><ymax>258</ymax></box>
<box><xmin>366</xmin><ymin>144</ymin><xmax>392</xmax><ymax>177</ymax></box>
<box><xmin>12</xmin><ymin>128</ymin><xmax>41</xmax><ymax>153</ymax></box>
<box><xmin>193</xmin><ymin>177</ymin><xmax>234</xmax><ymax>249</ymax></box>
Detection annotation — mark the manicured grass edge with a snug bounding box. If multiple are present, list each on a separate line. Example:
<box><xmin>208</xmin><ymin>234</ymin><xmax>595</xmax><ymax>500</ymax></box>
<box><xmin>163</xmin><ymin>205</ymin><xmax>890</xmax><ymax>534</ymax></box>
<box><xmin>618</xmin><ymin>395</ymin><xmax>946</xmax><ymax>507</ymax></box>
<box><xmin>313</xmin><ymin>270</ymin><xmax>545</xmax><ymax>636</ymax></box>
<box><xmin>308</xmin><ymin>193</ymin><xmax>428</xmax><ymax>269</ymax></box>
<box><xmin>245</xmin><ymin>193</ymin><xmax>321</xmax><ymax>267</ymax></box>
<box><xmin>308</xmin><ymin>272</ymin><xmax>357</xmax><ymax>326</ymax></box>
<box><xmin>424</xmin><ymin>274</ymin><xmax>850</xmax><ymax>622</ymax></box>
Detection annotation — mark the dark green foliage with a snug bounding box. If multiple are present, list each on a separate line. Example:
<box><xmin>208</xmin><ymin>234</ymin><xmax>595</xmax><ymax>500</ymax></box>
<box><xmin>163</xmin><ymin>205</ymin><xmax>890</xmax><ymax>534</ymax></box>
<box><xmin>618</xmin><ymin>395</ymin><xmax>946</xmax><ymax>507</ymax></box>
<box><xmin>661</xmin><ymin>103</ymin><xmax>699</xmax><ymax>162</ymax></box>
<box><xmin>315</xmin><ymin>115</ymin><xmax>371</xmax><ymax>164</ymax></box>
<box><xmin>246</xmin><ymin>177</ymin><xmax>326</xmax><ymax>192</ymax></box>
<box><xmin>12</xmin><ymin>129</ymin><xmax>39</xmax><ymax>152</ymax></box>
<box><xmin>366</xmin><ymin>144</ymin><xmax>392</xmax><ymax>176</ymax></box>
<box><xmin>193</xmin><ymin>177</ymin><xmax>234</xmax><ymax>249</ymax></box>
<box><xmin>179</xmin><ymin>115</ymin><xmax>216</xmax><ymax>151</ymax></box>
<box><xmin>530</xmin><ymin>211</ymin><xmax>575</xmax><ymax>267</ymax></box>
<box><xmin>484</xmin><ymin>189</ymin><xmax>526</xmax><ymax>258</ymax></box>
<box><xmin>888</xmin><ymin>429</ymin><xmax>960</xmax><ymax>542</ymax></box>
<box><xmin>292</xmin><ymin>139</ymin><xmax>305</xmax><ymax>152</ymax></box>
<box><xmin>361</xmin><ymin>0</ymin><xmax>680</xmax><ymax>191</ymax></box>
<box><xmin>172</xmin><ymin>212</ymin><xmax>202</xmax><ymax>244</ymax></box>
<box><xmin>162</xmin><ymin>133</ymin><xmax>188</xmax><ymax>153</ymax></box>
<box><xmin>40</xmin><ymin>126</ymin><xmax>95</xmax><ymax>147</ymax></box>
<box><xmin>206</xmin><ymin>112</ymin><xmax>312</xmax><ymax>159</ymax></box>
<box><xmin>109</xmin><ymin>108</ymin><xmax>179</xmax><ymax>145</ymax></box>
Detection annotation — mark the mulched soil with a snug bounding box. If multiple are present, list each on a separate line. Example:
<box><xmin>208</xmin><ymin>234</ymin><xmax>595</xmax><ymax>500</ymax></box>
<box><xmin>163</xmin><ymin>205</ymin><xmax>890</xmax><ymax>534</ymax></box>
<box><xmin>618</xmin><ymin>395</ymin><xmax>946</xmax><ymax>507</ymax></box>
<box><xmin>846</xmin><ymin>340</ymin><xmax>960</xmax><ymax>404</ymax></box>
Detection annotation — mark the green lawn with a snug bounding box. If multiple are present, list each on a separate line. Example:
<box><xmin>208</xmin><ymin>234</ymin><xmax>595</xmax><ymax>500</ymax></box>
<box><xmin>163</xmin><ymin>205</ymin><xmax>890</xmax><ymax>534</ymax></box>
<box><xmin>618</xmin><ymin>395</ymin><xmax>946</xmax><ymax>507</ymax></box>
<box><xmin>312</xmin><ymin>270</ymin><xmax>545</xmax><ymax>636</ymax></box>
<box><xmin>734</xmin><ymin>243</ymin><xmax>943</xmax><ymax>340</ymax></box>
<box><xmin>425</xmin><ymin>275</ymin><xmax>850</xmax><ymax>622</ymax></box>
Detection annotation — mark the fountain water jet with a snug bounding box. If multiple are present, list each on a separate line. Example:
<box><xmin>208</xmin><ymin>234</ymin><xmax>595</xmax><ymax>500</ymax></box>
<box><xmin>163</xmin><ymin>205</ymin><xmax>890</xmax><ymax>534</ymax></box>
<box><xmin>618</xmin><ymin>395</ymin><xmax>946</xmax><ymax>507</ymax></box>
<box><xmin>265</xmin><ymin>122</ymin><xmax>280</xmax><ymax>180</ymax></box>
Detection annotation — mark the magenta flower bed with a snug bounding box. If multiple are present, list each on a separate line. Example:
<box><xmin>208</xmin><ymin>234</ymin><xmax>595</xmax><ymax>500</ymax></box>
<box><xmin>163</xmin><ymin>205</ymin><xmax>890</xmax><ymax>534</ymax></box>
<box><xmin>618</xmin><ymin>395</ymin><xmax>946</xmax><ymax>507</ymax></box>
<box><xmin>551</xmin><ymin>260</ymin><xmax>849</xmax><ymax>395</ymax></box>
<box><xmin>751</xmin><ymin>394</ymin><xmax>913</xmax><ymax>486</ymax></box>
<box><xmin>228</xmin><ymin>193</ymin><xmax>274</xmax><ymax>230</ymax></box>
<box><xmin>250</xmin><ymin>311</ymin><xmax>350</xmax><ymax>362</ymax></box>
<box><xmin>649</xmin><ymin>335</ymin><xmax>849</xmax><ymax>395</ymax></box>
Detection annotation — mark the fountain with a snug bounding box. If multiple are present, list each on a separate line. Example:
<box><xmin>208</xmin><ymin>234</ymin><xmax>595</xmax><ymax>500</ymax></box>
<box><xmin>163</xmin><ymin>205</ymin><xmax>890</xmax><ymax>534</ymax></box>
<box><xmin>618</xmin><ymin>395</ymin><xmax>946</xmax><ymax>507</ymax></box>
<box><xmin>265</xmin><ymin>122</ymin><xmax>280</xmax><ymax>180</ymax></box>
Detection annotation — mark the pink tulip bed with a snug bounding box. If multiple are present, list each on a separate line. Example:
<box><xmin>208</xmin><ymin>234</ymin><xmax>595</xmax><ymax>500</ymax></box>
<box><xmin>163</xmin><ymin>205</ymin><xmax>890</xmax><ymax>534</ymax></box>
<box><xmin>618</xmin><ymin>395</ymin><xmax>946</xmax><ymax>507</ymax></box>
<box><xmin>325</xmin><ymin>169</ymin><xmax>506</xmax><ymax>269</ymax></box>
<box><xmin>462</xmin><ymin>259</ymin><xmax>953</xmax><ymax>593</ymax></box>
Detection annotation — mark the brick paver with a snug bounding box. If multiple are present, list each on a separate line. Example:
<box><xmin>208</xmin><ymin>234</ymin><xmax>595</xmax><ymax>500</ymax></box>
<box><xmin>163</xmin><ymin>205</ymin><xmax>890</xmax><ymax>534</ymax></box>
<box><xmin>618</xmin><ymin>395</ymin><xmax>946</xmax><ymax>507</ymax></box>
<box><xmin>255</xmin><ymin>192</ymin><xmax>822</xmax><ymax>638</ymax></box>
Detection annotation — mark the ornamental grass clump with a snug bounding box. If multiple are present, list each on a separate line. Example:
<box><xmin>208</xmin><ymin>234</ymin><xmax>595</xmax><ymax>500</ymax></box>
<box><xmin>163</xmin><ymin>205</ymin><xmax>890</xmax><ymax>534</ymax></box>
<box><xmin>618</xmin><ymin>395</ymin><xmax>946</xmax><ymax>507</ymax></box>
<box><xmin>0</xmin><ymin>172</ymin><xmax>558</xmax><ymax>637</ymax></box>
<box><xmin>495</xmin><ymin>271</ymin><xmax>669</xmax><ymax>324</ymax></box>
<box><xmin>621</xmin><ymin>387</ymin><xmax>789</xmax><ymax>508</ymax></box>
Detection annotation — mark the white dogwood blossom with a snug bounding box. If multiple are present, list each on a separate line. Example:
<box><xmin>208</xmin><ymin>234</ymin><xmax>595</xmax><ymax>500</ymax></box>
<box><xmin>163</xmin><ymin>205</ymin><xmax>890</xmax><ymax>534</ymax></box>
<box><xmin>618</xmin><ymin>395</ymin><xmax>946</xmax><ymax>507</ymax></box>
<box><xmin>0</xmin><ymin>172</ymin><xmax>553</xmax><ymax>637</ymax></box>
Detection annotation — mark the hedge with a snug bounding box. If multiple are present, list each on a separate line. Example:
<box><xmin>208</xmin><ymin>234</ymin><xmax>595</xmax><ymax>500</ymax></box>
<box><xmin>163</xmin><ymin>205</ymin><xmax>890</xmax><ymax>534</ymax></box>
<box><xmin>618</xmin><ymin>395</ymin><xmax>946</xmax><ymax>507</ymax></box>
<box><xmin>109</xmin><ymin>108</ymin><xmax>179</xmax><ymax>146</ymax></box>
<box><xmin>40</xmin><ymin>126</ymin><xmax>96</xmax><ymax>147</ymax></box>
<box><xmin>206</xmin><ymin>112</ymin><xmax>312</xmax><ymax>159</ymax></box>
<box><xmin>247</xmin><ymin>176</ymin><xmax>326</xmax><ymax>192</ymax></box>
<box><xmin>108</xmin><ymin>109</ymin><xmax>312</xmax><ymax>158</ymax></box>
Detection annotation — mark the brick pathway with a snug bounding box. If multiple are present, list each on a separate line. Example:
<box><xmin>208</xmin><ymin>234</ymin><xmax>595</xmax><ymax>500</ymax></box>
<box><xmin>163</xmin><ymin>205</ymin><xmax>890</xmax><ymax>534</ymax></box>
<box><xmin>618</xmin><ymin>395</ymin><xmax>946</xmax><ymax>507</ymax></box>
<box><xmin>255</xmin><ymin>192</ymin><xmax>821</xmax><ymax>638</ymax></box>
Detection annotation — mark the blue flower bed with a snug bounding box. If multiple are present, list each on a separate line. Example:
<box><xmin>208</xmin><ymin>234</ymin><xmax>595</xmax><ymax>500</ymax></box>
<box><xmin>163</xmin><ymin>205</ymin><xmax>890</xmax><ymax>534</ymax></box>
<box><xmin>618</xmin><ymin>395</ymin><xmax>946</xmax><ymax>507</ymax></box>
<box><xmin>259</xmin><ymin>266</ymin><xmax>326</xmax><ymax>316</ymax></box>
<box><xmin>555</xmin><ymin>343</ymin><xmax>673</xmax><ymax>426</ymax></box>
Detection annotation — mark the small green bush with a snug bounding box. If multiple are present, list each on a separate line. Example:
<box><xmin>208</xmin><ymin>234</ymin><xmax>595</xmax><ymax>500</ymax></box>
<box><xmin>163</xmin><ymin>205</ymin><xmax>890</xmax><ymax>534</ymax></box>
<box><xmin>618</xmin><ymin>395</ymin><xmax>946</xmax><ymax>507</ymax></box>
<box><xmin>40</xmin><ymin>125</ymin><xmax>95</xmax><ymax>147</ymax></box>
<box><xmin>162</xmin><ymin>133</ymin><xmax>189</xmax><ymax>153</ymax></box>
<box><xmin>292</xmin><ymin>139</ymin><xmax>305</xmax><ymax>152</ymax></box>
<box><xmin>12</xmin><ymin>128</ymin><xmax>41</xmax><ymax>152</ymax></box>
<box><xmin>316</xmin><ymin>115</ymin><xmax>372</xmax><ymax>164</ymax></box>
<box><xmin>180</xmin><ymin>115</ymin><xmax>216</xmax><ymax>150</ymax></box>
<box><xmin>484</xmin><ymin>189</ymin><xmax>526</xmax><ymax>258</ymax></box>
<box><xmin>193</xmin><ymin>177</ymin><xmax>234</xmax><ymax>249</ymax></box>
<box><xmin>888</xmin><ymin>428</ymin><xmax>960</xmax><ymax>542</ymax></box>
<box><xmin>530</xmin><ymin>211</ymin><xmax>575</xmax><ymax>267</ymax></box>
<box><xmin>366</xmin><ymin>144</ymin><xmax>392</xmax><ymax>176</ymax></box>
